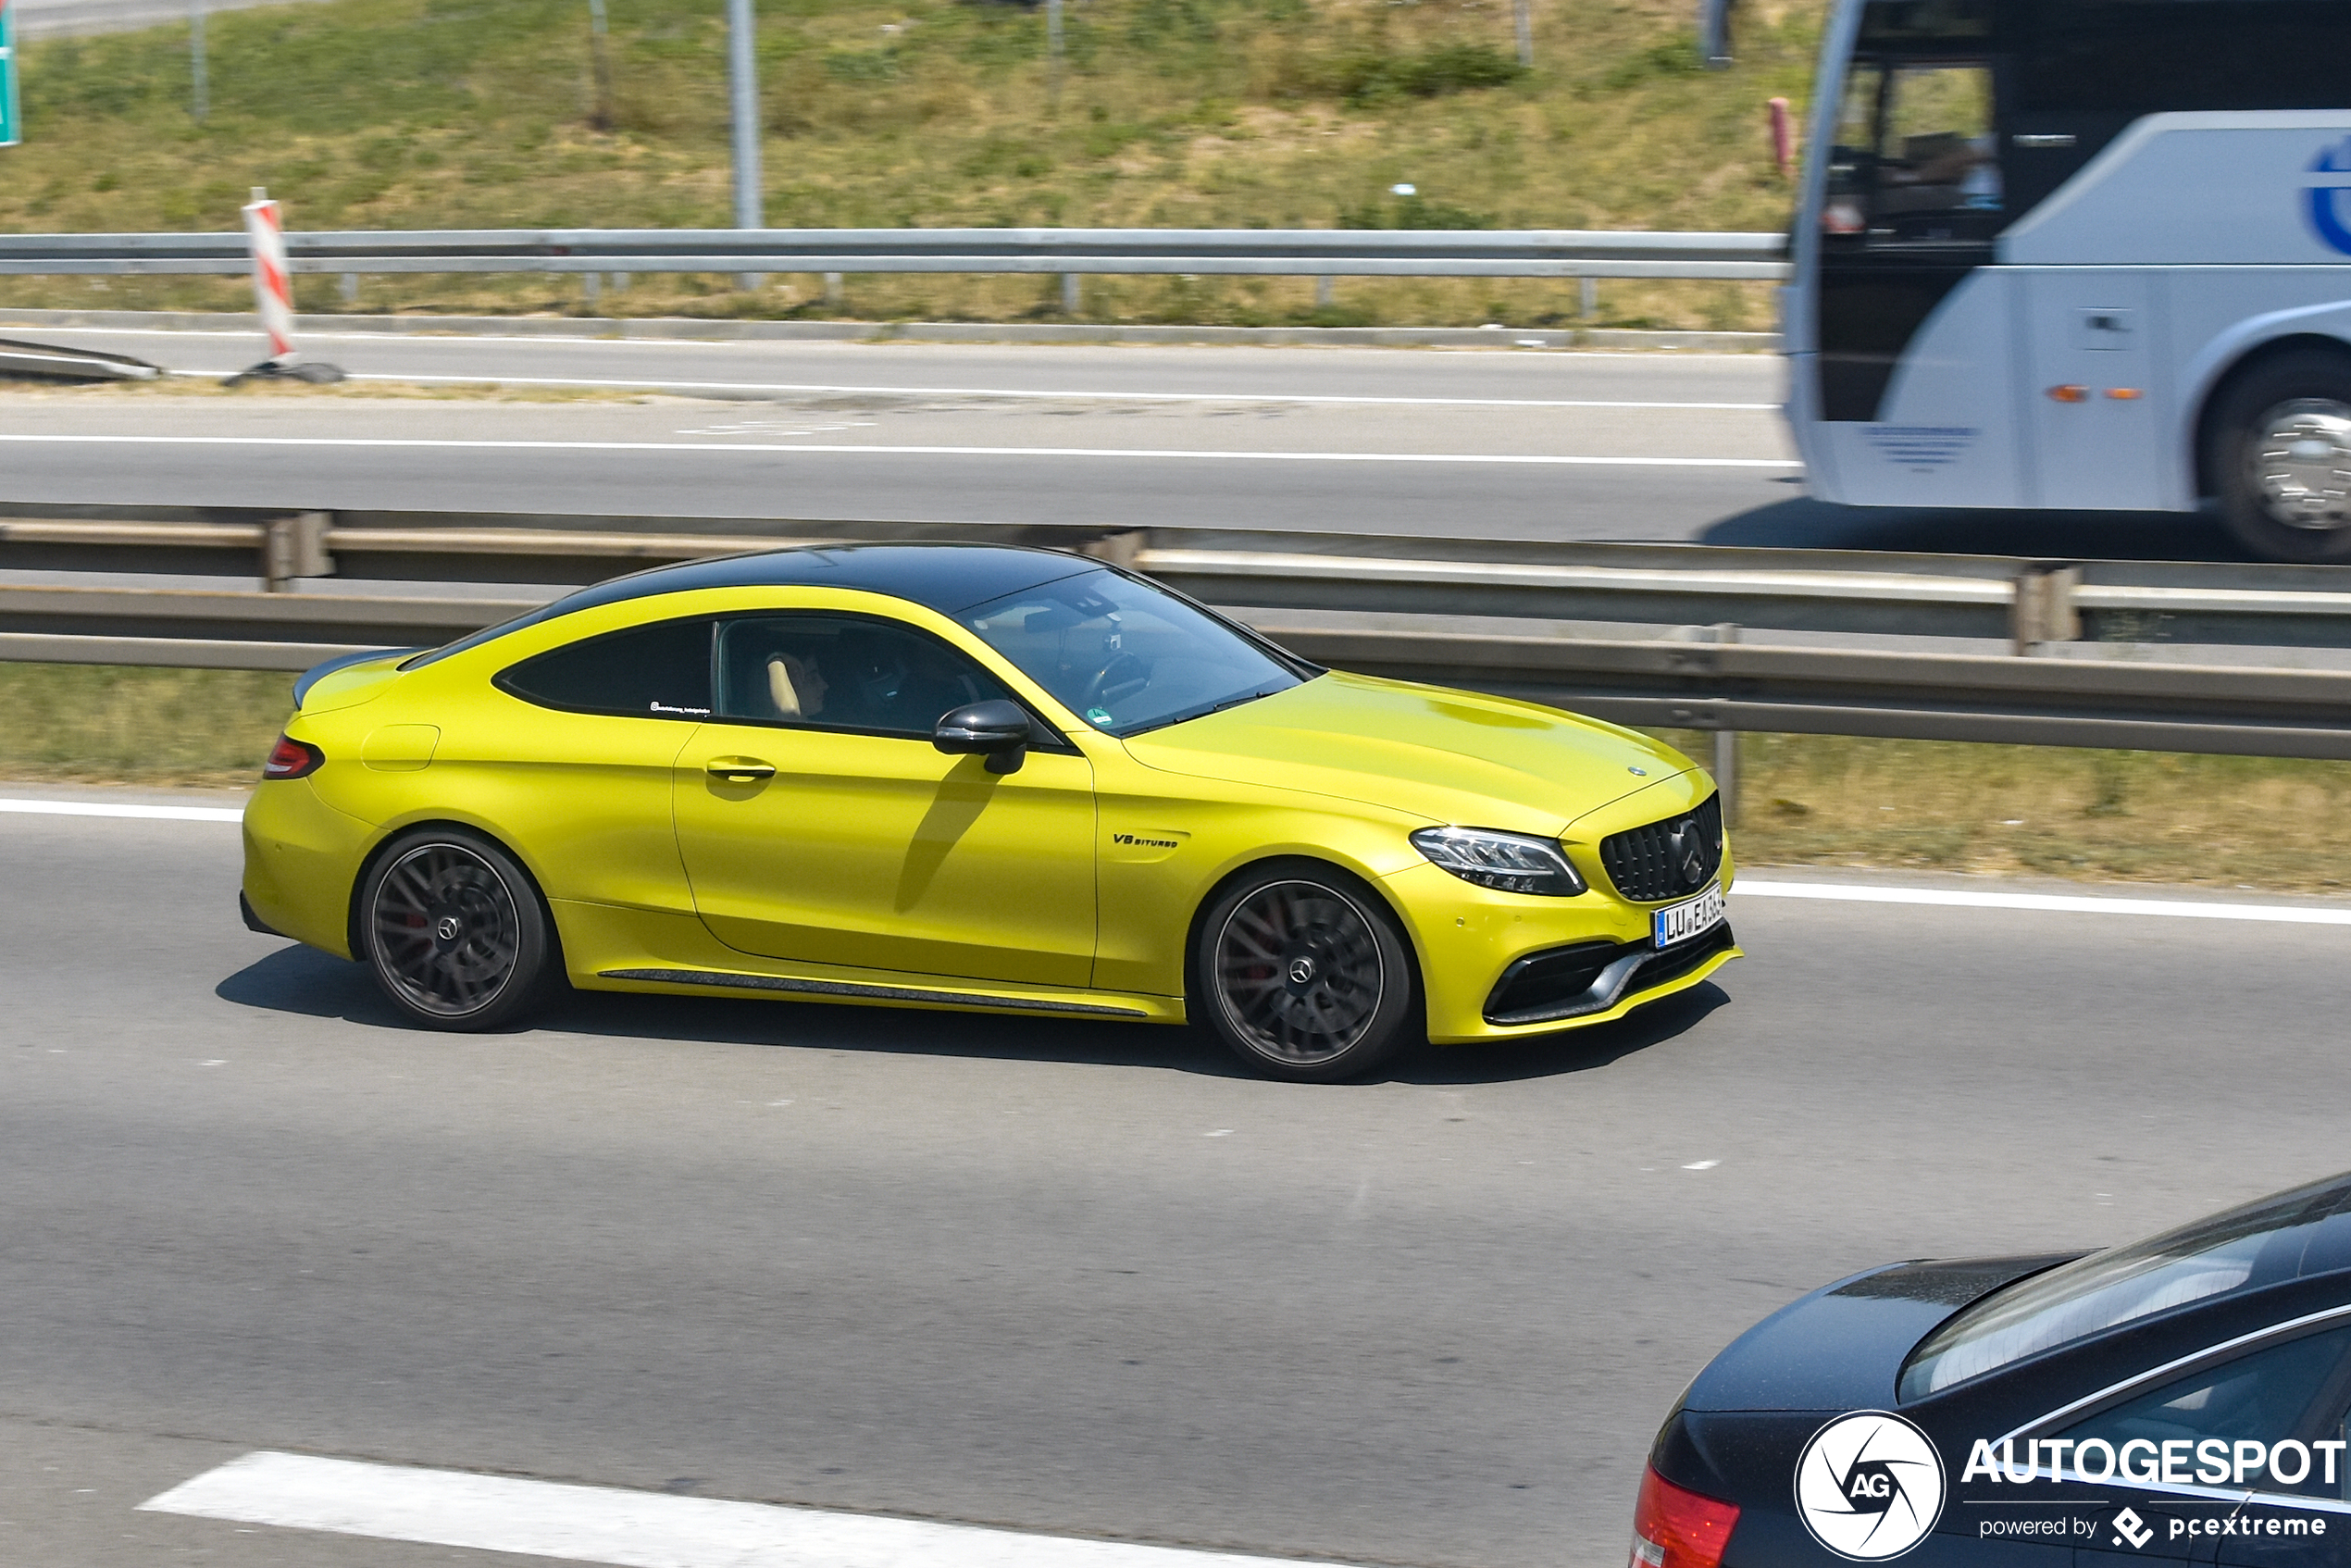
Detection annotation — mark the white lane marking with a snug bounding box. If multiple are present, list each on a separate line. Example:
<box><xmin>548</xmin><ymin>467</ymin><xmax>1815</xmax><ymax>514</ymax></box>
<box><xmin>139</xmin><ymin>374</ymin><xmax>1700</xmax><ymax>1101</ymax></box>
<box><xmin>1737</xmin><ymin>879</ymin><xmax>2351</xmax><ymax>926</ymax></box>
<box><xmin>164</xmin><ymin>367</ymin><xmax>1777</xmax><ymax>410</ymax></box>
<box><xmin>21</xmin><ymin>323</ymin><xmax>1774</xmax><ymax>363</ymax></box>
<box><xmin>0</xmin><ymin>797</ymin><xmax>242</xmax><ymax>823</ymax></box>
<box><xmin>0</xmin><ymin>434</ymin><xmax>1798</xmax><ymax>467</ymax></box>
<box><xmin>1682</xmin><ymin>1160</ymin><xmax>1720</xmax><ymax>1170</ymax></box>
<box><xmin>142</xmin><ymin>1451</ymin><xmax>1361</xmax><ymax>1568</ymax></box>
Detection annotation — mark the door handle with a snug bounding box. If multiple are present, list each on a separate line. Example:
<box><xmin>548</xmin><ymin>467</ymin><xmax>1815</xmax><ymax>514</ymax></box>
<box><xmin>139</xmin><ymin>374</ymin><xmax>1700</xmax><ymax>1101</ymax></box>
<box><xmin>706</xmin><ymin>757</ymin><xmax>777</xmax><ymax>782</ymax></box>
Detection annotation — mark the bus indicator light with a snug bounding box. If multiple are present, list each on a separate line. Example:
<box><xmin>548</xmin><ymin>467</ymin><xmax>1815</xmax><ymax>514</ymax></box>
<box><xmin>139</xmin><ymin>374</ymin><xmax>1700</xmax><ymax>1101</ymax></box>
<box><xmin>2047</xmin><ymin>385</ymin><xmax>2089</xmax><ymax>404</ymax></box>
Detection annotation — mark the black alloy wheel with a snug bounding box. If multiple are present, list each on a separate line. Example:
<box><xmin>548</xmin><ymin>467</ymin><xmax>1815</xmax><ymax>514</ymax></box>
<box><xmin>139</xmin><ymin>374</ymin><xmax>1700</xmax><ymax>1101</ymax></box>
<box><xmin>2210</xmin><ymin>346</ymin><xmax>2351</xmax><ymax>563</ymax></box>
<box><xmin>359</xmin><ymin>829</ymin><xmax>557</xmax><ymax>1030</ymax></box>
<box><xmin>1194</xmin><ymin>862</ymin><xmax>1419</xmax><ymax>1082</ymax></box>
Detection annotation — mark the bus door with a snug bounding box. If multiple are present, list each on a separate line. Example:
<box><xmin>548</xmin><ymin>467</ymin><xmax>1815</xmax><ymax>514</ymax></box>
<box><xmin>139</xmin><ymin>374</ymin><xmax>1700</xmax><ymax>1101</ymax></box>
<box><xmin>2020</xmin><ymin>270</ymin><xmax>2167</xmax><ymax>510</ymax></box>
<box><xmin>1798</xmin><ymin>0</ymin><xmax>2025</xmax><ymax>506</ymax></box>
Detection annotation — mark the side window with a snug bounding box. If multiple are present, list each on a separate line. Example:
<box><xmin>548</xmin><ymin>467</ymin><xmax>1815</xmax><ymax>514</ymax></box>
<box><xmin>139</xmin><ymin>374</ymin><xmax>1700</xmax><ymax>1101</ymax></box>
<box><xmin>496</xmin><ymin>616</ymin><xmax>714</xmax><ymax>720</ymax></box>
<box><xmin>713</xmin><ymin>615</ymin><xmax>1014</xmax><ymax>739</ymax></box>
<box><xmin>1823</xmin><ymin>61</ymin><xmax>2002</xmax><ymax>244</ymax></box>
<box><xmin>2058</xmin><ymin>1327</ymin><xmax>2351</xmax><ymax>1500</ymax></box>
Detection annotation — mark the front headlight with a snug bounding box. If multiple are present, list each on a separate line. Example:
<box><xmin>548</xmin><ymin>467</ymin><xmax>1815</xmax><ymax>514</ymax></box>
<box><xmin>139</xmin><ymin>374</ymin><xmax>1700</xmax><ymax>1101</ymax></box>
<box><xmin>1410</xmin><ymin>826</ymin><xmax>1586</xmax><ymax>896</ymax></box>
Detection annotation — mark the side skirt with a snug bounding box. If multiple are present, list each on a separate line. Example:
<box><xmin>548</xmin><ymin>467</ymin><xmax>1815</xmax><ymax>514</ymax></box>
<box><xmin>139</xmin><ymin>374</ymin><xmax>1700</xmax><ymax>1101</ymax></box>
<box><xmin>598</xmin><ymin>966</ymin><xmax>1154</xmax><ymax>1019</ymax></box>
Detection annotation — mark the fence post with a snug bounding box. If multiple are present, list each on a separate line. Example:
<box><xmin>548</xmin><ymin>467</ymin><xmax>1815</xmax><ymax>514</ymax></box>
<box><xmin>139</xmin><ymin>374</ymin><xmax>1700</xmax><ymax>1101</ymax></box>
<box><xmin>1513</xmin><ymin>0</ymin><xmax>1533</xmax><ymax>67</ymax></box>
<box><xmin>586</xmin><ymin>0</ymin><xmax>615</xmax><ymax>131</ymax></box>
<box><xmin>727</xmin><ymin>0</ymin><xmax>765</xmax><ymax>292</ymax></box>
<box><xmin>1046</xmin><ymin>0</ymin><xmax>1064</xmax><ymax>112</ymax></box>
<box><xmin>189</xmin><ymin>0</ymin><xmax>209</xmax><ymax>122</ymax></box>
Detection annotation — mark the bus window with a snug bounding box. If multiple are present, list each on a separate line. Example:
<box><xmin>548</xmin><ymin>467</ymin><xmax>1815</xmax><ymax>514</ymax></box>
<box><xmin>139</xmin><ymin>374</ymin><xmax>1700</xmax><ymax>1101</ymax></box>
<box><xmin>1823</xmin><ymin>62</ymin><xmax>2000</xmax><ymax>243</ymax></box>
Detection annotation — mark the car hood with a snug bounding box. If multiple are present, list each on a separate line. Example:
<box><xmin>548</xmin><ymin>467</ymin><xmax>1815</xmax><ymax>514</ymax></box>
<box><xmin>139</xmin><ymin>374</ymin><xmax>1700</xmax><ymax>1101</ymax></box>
<box><xmin>1679</xmin><ymin>1253</ymin><xmax>2084</xmax><ymax>1413</ymax></box>
<box><xmin>1118</xmin><ymin>672</ymin><xmax>1695</xmax><ymax>831</ymax></box>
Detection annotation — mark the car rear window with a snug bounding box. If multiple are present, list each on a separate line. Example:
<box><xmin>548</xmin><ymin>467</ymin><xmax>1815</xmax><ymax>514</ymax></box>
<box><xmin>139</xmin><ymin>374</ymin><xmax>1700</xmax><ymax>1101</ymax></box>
<box><xmin>1898</xmin><ymin>1171</ymin><xmax>2351</xmax><ymax>1400</ymax></box>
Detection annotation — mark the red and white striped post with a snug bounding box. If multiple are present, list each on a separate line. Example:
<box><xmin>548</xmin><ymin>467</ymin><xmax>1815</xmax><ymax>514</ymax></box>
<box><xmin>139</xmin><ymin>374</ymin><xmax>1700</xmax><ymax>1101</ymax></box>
<box><xmin>243</xmin><ymin>186</ymin><xmax>296</xmax><ymax>362</ymax></box>
<box><xmin>229</xmin><ymin>186</ymin><xmax>342</xmax><ymax>384</ymax></box>
<box><xmin>1768</xmin><ymin>96</ymin><xmax>1795</xmax><ymax>180</ymax></box>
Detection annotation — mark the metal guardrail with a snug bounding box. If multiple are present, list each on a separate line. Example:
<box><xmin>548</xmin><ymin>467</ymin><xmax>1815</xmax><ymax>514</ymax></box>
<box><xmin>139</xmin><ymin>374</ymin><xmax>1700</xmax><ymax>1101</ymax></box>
<box><xmin>7</xmin><ymin>507</ymin><xmax>2351</xmax><ymax>760</ymax></box>
<box><xmin>0</xmin><ymin>227</ymin><xmax>1793</xmax><ymax>281</ymax></box>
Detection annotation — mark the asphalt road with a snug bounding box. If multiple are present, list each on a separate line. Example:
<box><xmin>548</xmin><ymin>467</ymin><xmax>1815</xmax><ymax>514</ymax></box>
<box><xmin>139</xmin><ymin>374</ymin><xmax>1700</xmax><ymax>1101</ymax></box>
<box><xmin>6</xmin><ymin>794</ymin><xmax>2346</xmax><ymax>1567</ymax></box>
<box><xmin>0</xmin><ymin>330</ymin><xmax>2242</xmax><ymax>557</ymax></box>
<box><xmin>9</xmin><ymin>0</ymin><xmax>338</xmax><ymax>40</ymax></box>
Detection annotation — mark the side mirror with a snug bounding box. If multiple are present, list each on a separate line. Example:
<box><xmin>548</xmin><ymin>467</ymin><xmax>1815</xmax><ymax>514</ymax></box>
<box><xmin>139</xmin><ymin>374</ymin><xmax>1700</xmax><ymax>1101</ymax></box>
<box><xmin>933</xmin><ymin>700</ymin><xmax>1032</xmax><ymax>775</ymax></box>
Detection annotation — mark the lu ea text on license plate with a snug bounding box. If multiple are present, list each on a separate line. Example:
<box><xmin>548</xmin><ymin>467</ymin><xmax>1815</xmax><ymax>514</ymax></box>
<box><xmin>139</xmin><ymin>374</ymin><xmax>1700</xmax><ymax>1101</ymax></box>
<box><xmin>1653</xmin><ymin>883</ymin><xmax>1724</xmax><ymax>949</ymax></box>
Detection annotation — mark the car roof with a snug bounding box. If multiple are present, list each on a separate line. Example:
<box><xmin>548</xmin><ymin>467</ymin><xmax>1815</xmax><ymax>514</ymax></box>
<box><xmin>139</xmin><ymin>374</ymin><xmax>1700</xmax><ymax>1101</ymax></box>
<box><xmin>404</xmin><ymin>543</ymin><xmax>1101</xmax><ymax>671</ymax></box>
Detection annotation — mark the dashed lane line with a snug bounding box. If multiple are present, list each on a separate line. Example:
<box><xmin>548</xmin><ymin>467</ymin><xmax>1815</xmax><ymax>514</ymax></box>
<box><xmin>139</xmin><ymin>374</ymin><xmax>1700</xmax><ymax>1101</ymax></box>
<box><xmin>0</xmin><ymin>798</ymin><xmax>243</xmax><ymax>823</ymax></box>
<box><xmin>142</xmin><ymin>1451</ymin><xmax>1365</xmax><ymax>1568</ymax></box>
<box><xmin>1734</xmin><ymin>879</ymin><xmax>2351</xmax><ymax>927</ymax></box>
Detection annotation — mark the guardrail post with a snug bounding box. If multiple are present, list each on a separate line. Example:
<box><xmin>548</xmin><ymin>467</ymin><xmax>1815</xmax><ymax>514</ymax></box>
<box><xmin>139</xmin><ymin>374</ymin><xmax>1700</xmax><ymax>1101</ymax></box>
<box><xmin>1079</xmin><ymin>529</ymin><xmax>1148</xmax><ymax>568</ymax></box>
<box><xmin>824</xmin><ymin>271</ymin><xmax>843</xmax><ymax>305</ymax></box>
<box><xmin>340</xmin><ymin>272</ymin><xmax>359</xmax><ymax>306</ymax></box>
<box><xmin>1315</xmin><ymin>277</ymin><xmax>1335</xmax><ymax>309</ymax></box>
<box><xmin>262</xmin><ymin>512</ymin><xmax>335</xmax><ymax>591</ymax></box>
<box><xmin>1061</xmin><ymin>273</ymin><xmax>1081</xmax><ymax>315</ymax></box>
<box><xmin>1579</xmin><ymin>277</ymin><xmax>1598</xmax><ymax>319</ymax></box>
<box><xmin>2011</xmin><ymin>565</ymin><xmax>2083</xmax><ymax>655</ymax></box>
<box><xmin>1710</xmin><ymin>622</ymin><xmax>1738</xmax><ymax>825</ymax></box>
<box><xmin>582</xmin><ymin>272</ymin><xmax>601</xmax><ymax>310</ymax></box>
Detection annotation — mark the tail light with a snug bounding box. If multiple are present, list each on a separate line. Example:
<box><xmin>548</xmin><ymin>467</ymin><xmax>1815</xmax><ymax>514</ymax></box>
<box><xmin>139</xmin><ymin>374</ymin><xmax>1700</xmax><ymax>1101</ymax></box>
<box><xmin>263</xmin><ymin>734</ymin><xmax>324</xmax><ymax>780</ymax></box>
<box><xmin>1630</xmin><ymin>1464</ymin><xmax>1739</xmax><ymax>1568</ymax></box>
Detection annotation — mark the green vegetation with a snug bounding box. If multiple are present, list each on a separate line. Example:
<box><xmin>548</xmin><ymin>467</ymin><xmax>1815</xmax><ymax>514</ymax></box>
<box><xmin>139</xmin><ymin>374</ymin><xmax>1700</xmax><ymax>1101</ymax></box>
<box><xmin>11</xmin><ymin>664</ymin><xmax>2351</xmax><ymax>896</ymax></box>
<box><xmin>0</xmin><ymin>664</ymin><xmax>292</xmax><ymax>787</ymax></box>
<box><xmin>0</xmin><ymin>0</ymin><xmax>1821</xmax><ymax>329</ymax></box>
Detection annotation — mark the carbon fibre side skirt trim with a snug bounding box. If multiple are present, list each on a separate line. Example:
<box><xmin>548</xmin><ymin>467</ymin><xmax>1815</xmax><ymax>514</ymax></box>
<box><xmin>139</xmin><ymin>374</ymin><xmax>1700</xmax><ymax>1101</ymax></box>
<box><xmin>598</xmin><ymin>967</ymin><xmax>1151</xmax><ymax>1018</ymax></box>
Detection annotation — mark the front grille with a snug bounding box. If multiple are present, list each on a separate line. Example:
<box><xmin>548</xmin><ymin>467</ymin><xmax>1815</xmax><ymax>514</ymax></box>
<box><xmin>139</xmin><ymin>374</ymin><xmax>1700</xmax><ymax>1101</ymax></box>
<box><xmin>1599</xmin><ymin>792</ymin><xmax>1723</xmax><ymax>902</ymax></box>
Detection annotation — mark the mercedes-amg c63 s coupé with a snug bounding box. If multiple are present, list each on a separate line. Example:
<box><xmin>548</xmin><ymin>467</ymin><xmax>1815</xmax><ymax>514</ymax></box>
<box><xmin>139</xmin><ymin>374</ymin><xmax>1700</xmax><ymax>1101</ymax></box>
<box><xmin>241</xmin><ymin>543</ymin><xmax>1737</xmax><ymax>1079</ymax></box>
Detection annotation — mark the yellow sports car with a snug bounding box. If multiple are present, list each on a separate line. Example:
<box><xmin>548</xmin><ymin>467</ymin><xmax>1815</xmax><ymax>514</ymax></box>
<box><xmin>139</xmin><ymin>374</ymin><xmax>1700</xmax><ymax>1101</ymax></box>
<box><xmin>241</xmin><ymin>543</ymin><xmax>1737</xmax><ymax>1080</ymax></box>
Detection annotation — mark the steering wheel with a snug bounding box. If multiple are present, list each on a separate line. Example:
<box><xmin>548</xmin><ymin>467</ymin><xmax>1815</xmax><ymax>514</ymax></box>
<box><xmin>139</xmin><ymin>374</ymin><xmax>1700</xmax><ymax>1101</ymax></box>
<box><xmin>1080</xmin><ymin>652</ymin><xmax>1151</xmax><ymax>713</ymax></box>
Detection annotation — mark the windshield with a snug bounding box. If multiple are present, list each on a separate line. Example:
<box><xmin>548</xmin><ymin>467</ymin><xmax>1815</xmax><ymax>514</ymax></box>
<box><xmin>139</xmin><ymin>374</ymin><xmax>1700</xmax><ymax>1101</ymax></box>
<box><xmin>956</xmin><ymin>568</ymin><xmax>1307</xmax><ymax>737</ymax></box>
<box><xmin>1898</xmin><ymin>1171</ymin><xmax>2351</xmax><ymax>1400</ymax></box>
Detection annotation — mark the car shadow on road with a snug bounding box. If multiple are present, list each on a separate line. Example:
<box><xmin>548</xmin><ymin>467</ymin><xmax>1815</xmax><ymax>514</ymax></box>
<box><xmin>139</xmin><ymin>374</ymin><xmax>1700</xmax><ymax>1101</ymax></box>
<box><xmin>215</xmin><ymin>940</ymin><xmax>1259</xmax><ymax>1076</ymax></box>
<box><xmin>218</xmin><ymin>941</ymin><xmax>1727</xmax><ymax>1084</ymax></box>
<box><xmin>1700</xmin><ymin>495</ymin><xmax>2241</xmax><ymax>561</ymax></box>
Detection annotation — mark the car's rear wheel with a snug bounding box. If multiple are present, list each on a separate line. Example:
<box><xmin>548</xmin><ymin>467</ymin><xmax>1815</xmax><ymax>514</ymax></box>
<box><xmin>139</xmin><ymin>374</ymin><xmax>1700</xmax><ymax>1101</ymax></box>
<box><xmin>2210</xmin><ymin>348</ymin><xmax>2351</xmax><ymax>562</ymax></box>
<box><xmin>359</xmin><ymin>828</ymin><xmax>556</xmax><ymax>1030</ymax></box>
<box><xmin>1193</xmin><ymin>862</ymin><xmax>1419</xmax><ymax>1082</ymax></box>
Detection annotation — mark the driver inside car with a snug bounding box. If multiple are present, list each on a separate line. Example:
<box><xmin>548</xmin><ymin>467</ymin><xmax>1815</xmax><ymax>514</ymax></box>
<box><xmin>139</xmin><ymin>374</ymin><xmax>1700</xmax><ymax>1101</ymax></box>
<box><xmin>765</xmin><ymin>650</ymin><xmax>828</xmax><ymax>720</ymax></box>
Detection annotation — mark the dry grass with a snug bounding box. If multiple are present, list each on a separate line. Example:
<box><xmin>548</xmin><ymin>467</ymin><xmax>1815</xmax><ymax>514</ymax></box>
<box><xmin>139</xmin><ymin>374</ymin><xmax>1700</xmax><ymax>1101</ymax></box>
<box><xmin>0</xmin><ymin>0</ymin><xmax>1821</xmax><ymax>330</ymax></box>
<box><xmin>7</xmin><ymin>666</ymin><xmax>2350</xmax><ymax>895</ymax></box>
<box><xmin>0</xmin><ymin>664</ymin><xmax>292</xmax><ymax>787</ymax></box>
<box><xmin>1685</xmin><ymin>732</ymin><xmax>2351</xmax><ymax>896</ymax></box>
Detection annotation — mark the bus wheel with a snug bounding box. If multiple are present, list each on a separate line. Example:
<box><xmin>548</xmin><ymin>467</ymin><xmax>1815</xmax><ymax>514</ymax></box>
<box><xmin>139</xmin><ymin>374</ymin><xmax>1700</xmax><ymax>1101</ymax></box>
<box><xmin>2213</xmin><ymin>349</ymin><xmax>2351</xmax><ymax>562</ymax></box>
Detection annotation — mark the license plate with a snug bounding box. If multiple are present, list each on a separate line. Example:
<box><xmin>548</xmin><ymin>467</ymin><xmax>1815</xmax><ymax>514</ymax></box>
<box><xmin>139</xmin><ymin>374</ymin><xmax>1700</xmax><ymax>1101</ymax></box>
<box><xmin>1652</xmin><ymin>883</ymin><xmax>1725</xmax><ymax>949</ymax></box>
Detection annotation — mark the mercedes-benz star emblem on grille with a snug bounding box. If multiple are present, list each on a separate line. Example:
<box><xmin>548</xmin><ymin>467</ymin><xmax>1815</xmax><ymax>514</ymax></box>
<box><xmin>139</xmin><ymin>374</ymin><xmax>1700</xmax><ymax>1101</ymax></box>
<box><xmin>1669</xmin><ymin>818</ymin><xmax>1708</xmax><ymax>888</ymax></box>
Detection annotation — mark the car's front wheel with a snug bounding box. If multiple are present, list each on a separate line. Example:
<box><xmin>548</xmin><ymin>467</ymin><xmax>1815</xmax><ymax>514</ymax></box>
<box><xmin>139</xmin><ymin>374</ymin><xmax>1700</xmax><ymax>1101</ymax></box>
<box><xmin>358</xmin><ymin>828</ymin><xmax>558</xmax><ymax>1030</ymax></box>
<box><xmin>1192</xmin><ymin>862</ymin><xmax>1420</xmax><ymax>1082</ymax></box>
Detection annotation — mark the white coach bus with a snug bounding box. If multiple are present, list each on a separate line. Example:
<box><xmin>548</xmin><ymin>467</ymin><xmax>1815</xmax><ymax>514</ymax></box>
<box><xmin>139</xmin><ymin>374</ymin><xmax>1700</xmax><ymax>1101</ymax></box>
<box><xmin>1784</xmin><ymin>0</ymin><xmax>2351</xmax><ymax>560</ymax></box>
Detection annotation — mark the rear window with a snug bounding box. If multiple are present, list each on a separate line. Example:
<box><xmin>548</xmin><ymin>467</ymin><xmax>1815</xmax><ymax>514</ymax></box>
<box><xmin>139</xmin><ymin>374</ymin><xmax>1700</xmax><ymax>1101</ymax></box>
<box><xmin>1899</xmin><ymin>1171</ymin><xmax>2351</xmax><ymax>1400</ymax></box>
<box><xmin>495</xmin><ymin>616</ymin><xmax>715</xmax><ymax>720</ymax></box>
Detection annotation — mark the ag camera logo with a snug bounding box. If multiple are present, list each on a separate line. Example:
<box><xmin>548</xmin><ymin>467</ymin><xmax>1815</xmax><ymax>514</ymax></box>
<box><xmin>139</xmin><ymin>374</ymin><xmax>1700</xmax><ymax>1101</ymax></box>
<box><xmin>1795</xmin><ymin>1411</ymin><xmax>1947</xmax><ymax>1561</ymax></box>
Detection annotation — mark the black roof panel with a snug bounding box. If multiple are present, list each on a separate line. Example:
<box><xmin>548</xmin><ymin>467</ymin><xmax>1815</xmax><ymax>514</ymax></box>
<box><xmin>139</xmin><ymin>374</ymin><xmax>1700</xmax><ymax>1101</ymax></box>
<box><xmin>404</xmin><ymin>543</ymin><xmax>1099</xmax><ymax>670</ymax></box>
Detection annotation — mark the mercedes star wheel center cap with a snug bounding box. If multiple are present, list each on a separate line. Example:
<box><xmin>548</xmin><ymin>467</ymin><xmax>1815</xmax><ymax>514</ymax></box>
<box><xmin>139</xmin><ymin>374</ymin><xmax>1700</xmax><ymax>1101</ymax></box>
<box><xmin>1288</xmin><ymin>956</ymin><xmax>1317</xmax><ymax>985</ymax></box>
<box><xmin>435</xmin><ymin>915</ymin><xmax>463</xmax><ymax>942</ymax></box>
